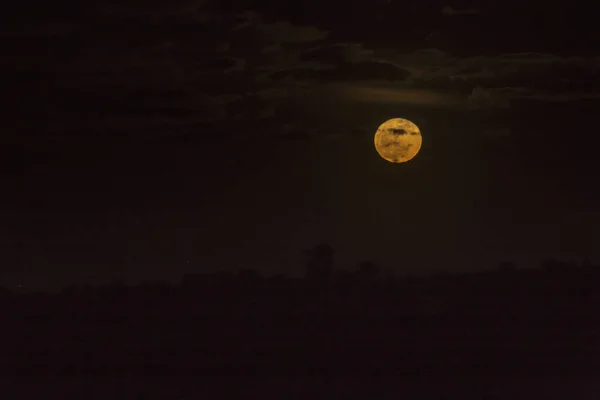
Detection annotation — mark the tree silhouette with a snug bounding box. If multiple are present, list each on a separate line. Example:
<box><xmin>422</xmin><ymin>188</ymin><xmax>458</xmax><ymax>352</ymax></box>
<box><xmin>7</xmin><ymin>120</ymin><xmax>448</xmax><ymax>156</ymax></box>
<box><xmin>541</xmin><ymin>258</ymin><xmax>568</xmax><ymax>274</ymax></box>
<box><xmin>497</xmin><ymin>261</ymin><xmax>516</xmax><ymax>274</ymax></box>
<box><xmin>1</xmin><ymin>255</ymin><xmax>600</xmax><ymax>398</ymax></box>
<box><xmin>356</xmin><ymin>260</ymin><xmax>380</xmax><ymax>282</ymax></box>
<box><xmin>305</xmin><ymin>243</ymin><xmax>334</xmax><ymax>284</ymax></box>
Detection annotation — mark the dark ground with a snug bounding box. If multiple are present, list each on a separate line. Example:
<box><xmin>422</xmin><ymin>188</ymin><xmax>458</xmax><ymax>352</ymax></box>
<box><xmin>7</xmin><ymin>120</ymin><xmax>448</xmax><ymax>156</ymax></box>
<box><xmin>1</xmin><ymin>260</ymin><xmax>599</xmax><ymax>399</ymax></box>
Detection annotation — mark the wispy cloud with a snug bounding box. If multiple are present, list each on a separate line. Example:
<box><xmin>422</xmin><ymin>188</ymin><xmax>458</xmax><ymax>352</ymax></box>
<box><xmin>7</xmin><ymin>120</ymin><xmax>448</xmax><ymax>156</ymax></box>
<box><xmin>322</xmin><ymin>83</ymin><xmax>464</xmax><ymax>108</ymax></box>
<box><xmin>495</xmin><ymin>87</ymin><xmax>600</xmax><ymax>103</ymax></box>
<box><xmin>381</xmin><ymin>49</ymin><xmax>600</xmax><ymax>104</ymax></box>
<box><xmin>467</xmin><ymin>86</ymin><xmax>510</xmax><ymax>109</ymax></box>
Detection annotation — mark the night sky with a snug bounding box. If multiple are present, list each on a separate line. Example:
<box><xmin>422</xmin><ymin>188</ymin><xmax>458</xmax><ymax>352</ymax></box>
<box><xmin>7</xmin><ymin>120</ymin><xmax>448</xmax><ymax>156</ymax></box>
<box><xmin>3</xmin><ymin>0</ymin><xmax>600</xmax><ymax>290</ymax></box>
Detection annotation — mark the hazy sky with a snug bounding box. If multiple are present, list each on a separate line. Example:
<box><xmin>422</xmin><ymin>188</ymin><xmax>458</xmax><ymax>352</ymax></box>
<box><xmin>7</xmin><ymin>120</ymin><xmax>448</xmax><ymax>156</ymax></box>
<box><xmin>3</xmin><ymin>0</ymin><xmax>600</xmax><ymax>290</ymax></box>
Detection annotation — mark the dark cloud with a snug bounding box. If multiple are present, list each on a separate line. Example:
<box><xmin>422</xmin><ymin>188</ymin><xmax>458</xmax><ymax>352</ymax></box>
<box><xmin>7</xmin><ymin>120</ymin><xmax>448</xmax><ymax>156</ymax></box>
<box><xmin>6</xmin><ymin>0</ymin><xmax>597</xmax><ymax>154</ymax></box>
<box><xmin>389</xmin><ymin>128</ymin><xmax>407</xmax><ymax>135</ymax></box>
<box><xmin>293</xmin><ymin>42</ymin><xmax>416</xmax><ymax>83</ymax></box>
<box><xmin>2</xmin><ymin>4</ymin><xmax>339</xmax><ymax>146</ymax></box>
<box><xmin>329</xmin><ymin>83</ymin><xmax>464</xmax><ymax>108</ymax></box>
<box><xmin>467</xmin><ymin>86</ymin><xmax>511</xmax><ymax>110</ymax></box>
<box><xmin>300</xmin><ymin>43</ymin><xmax>374</xmax><ymax>64</ymax></box>
<box><xmin>193</xmin><ymin>57</ymin><xmax>238</xmax><ymax>73</ymax></box>
<box><xmin>261</xmin><ymin>20</ymin><xmax>329</xmax><ymax>43</ymax></box>
<box><xmin>495</xmin><ymin>88</ymin><xmax>600</xmax><ymax>103</ymax></box>
<box><xmin>336</xmin><ymin>61</ymin><xmax>411</xmax><ymax>82</ymax></box>
<box><xmin>269</xmin><ymin>61</ymin><xmax>410</xmax><ymax>83</ymax></box>
<box><xmin>441</xmin><ymin>6</ymin><xmax>482</xmax><ymax>17</ymax></box>
<box><xmin>384</xmin><ymin>49</ymin><xmax>600</xmax><ymax>105</ymax></box>
<box><xmin>97</xmin><ymin>0</ymin><xmax>208</xmax><ymax>17</ymax></box>
<box><xmin>230</xmin><ymin>11</ymin><xmax>329</xmax><ymax>44</ymax></box>
<box><xmin>394</xmin><ymin>50</ymin><xmax>597</xmax><ymax>87</ymax></box>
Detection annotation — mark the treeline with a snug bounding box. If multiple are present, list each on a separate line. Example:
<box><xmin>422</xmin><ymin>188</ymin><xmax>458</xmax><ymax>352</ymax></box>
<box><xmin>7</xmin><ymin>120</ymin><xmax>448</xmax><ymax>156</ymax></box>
<box><xmin>0</xmin><ymin>249</ymin><xmax>599</xmax><ymax>399</ymax></box>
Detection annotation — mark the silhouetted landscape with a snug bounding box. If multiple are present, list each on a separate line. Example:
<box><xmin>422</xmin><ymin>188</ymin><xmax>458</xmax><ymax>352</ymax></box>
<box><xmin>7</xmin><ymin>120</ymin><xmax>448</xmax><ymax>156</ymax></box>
<box><xmin>2</xmin><ymin>246</ymin><xmax>599</xmax><ymax>399</ymax></box>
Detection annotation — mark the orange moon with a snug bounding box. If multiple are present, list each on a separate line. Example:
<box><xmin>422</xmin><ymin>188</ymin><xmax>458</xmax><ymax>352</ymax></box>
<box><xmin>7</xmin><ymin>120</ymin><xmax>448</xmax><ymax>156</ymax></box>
<box><xmin>374</xmin><ymin>118</ymin><xmax>422</xmax><ymax>163</ymax></box>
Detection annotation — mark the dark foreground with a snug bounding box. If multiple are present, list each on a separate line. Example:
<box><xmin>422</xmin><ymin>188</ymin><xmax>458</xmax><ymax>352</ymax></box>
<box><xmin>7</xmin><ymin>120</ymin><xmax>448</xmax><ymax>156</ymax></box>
<box><xmin>1</xmin><ymin>264</ymin><xmax>599</xmax><ymax>399</ymax></box>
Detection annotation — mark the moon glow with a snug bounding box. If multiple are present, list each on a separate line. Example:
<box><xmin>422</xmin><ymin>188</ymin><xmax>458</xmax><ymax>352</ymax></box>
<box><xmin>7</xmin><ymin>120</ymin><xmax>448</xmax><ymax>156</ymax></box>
<box><xmin>374</xmin><ymin>118</ymin><xmax>422</xmax><ymax>163</ymax></box>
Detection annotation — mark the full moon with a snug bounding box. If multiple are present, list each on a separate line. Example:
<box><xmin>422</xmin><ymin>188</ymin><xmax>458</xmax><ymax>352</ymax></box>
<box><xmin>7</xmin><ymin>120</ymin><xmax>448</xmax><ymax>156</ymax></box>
<box><xmin>374</xmin><ymin>118</ymin><xmax>422</xmax><ymax>163</ymax></box>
